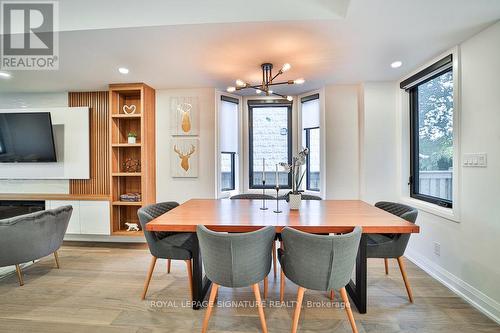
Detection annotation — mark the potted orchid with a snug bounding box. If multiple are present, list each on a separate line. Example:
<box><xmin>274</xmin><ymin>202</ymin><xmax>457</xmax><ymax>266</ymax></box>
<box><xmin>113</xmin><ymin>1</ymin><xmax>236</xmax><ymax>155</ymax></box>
<box><xmin>279</xmin><ymin>147</ymin><xmax>309</xmax><ymax>210</ymax></box>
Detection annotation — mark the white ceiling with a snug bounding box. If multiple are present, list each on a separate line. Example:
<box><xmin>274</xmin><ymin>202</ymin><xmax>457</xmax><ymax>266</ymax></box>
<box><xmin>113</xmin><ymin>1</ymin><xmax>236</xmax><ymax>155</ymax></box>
<box><xmin>1</xmin><ymin>0</ymin><xmax>499</xmax><ymax>93</ymax></box>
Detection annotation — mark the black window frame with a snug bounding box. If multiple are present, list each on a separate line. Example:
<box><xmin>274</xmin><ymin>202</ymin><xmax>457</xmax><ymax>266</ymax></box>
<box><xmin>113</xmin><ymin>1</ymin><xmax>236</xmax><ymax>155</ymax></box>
<box><xmin>304</xmin><ymin>126</ymin><xmax>320</xmax><ymax>192</ymax></box>
<box><xmin>248</xmin><ymin>99</ymin><xmax>292</xmax><ymax>189</ymax></box>
<box><xmin>220</xmin><ymin>151</ymin><xmax>236</xmax><ymax>192</ymax></box>
<box><xmin>406</xmin><ymin>55</ymin><xmax>453</xmax><ymax>208</ymax></box>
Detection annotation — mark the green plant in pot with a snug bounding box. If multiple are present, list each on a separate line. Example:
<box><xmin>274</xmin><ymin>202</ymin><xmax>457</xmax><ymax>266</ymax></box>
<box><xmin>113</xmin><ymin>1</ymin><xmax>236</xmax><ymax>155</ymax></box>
<box><xmin>127</xmin><ymin>131</ymin><xmax>137</xmax><ymax>144</ymax></box>
<box><xmin>279</xmin><ymin>147</ymin><xmax>309</xmax><ymax>210</ymax></box>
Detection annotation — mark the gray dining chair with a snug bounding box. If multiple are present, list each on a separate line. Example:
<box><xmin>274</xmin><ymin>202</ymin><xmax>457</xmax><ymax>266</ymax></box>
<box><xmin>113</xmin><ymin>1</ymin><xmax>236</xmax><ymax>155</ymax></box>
<box><xmin>230</xmin><ymin>193</ymin><xmax>275</xmax><ymax>200</ymax></box>
<box><xmin>197</xmin><ymin>225</ymin><xmax>276</xmax><ymax>333</ymax></box>
<box><xmin>367</xmin><ymin>201</ymin><xmax>418</xmax><ymax>302</ymax></box>
<box><xmin>279</xmin><ymin>193</ymin><xmax>322</xmax><ymax>201</ymax></box>
<box><xmin>138</xmin><ymin>202</ymin><xmax>196</xmax><ymax>300</ymax></box>
<box><xmin>277</xmin><ymin>193</ymin><xmax>324</xmax><ymax>297</ymax></box>
<box><xmin>231</xmin><ymin>193</ymin><xmax>279</xmax><ymax>278</ymax></box>
<box><xmin>279</xmin><ymin>226</ymin><xmax>362</xmax><ymax>333</ymax></box>
<box><xmin>0</xmin><ymin>206</ymin><xmax>72</xmax><ymax>286</ymax></box>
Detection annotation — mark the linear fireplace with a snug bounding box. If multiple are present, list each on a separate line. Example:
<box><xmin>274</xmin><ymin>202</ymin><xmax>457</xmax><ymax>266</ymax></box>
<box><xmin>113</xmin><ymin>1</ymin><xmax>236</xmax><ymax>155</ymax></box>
<box><xmin>0</xmin><ymin>200</ymin><xmax>45</xmax><ymax>220</ymax></box>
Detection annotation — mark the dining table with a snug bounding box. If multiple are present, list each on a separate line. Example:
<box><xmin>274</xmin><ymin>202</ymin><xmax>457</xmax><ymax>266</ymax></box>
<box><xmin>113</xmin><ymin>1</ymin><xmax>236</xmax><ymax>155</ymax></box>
<box><xmin>146</xmin><ymin>198</ymin><xmax>420</xmax><ymax>313</ymax></box>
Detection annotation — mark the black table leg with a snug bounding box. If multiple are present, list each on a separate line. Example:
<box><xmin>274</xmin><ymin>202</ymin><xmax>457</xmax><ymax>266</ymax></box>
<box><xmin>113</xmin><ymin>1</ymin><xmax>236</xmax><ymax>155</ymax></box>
<box><xmin>345</xmin><ymin>234</ymin><xmax>367</xmax><ymax>314</ymax></box>
<box><xmin>191</xmin><ymin>234</ymin><xmax>212</xmax><ymax>310</ymax></box>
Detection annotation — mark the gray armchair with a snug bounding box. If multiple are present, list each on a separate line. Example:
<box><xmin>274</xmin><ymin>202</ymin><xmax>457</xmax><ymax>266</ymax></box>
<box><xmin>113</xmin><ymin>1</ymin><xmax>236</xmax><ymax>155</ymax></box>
<box><xmin>138</xmin><ymin>202</ymin><xmax>196</xmax><ymax>300</ymax></box>
<box><xmin>279</xmin><ymin>226</ymin><xmax>362</xmax><ymax>333</ymax></box>
<box><xmin>0</xmin><ymin>205</ymin><xmax>73</xmax><ymax>286</ymax></box>
<box><xmin>197</xmin><ymin>225</ymin><xmax>275</xmax><ymax>333</ymax></box>
<box><xmin>367</xmin><ymin>201</ymin><xmax>418</xmax><ymax>302</ymax></box>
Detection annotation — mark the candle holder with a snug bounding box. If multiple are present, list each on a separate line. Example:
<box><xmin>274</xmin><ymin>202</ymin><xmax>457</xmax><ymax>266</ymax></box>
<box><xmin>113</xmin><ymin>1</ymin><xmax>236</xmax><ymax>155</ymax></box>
<box><xmin>260</xmin><ymin>180</ymin><xmax>268</xmax><ymax>210</ymax></box>
<box><xmin>273</xmin><ymin>185</ymin><xmax>282</xmax><ymax>213</ymax></box>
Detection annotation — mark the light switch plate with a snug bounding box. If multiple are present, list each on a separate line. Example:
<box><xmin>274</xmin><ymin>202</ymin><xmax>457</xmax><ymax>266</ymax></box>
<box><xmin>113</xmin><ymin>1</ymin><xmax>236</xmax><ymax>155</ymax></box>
<box><xmin>463</xmin><ymin>153</ymin><xmax>487</xmax><ymax>167</ymax></box>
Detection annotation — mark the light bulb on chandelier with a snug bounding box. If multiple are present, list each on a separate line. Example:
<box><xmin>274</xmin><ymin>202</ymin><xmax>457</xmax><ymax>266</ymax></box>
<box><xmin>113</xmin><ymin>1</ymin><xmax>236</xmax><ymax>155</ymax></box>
<box><xmin>226</xmin><ymin>63</ymin><xmax>304</xmax><ymax>99</ymax></box>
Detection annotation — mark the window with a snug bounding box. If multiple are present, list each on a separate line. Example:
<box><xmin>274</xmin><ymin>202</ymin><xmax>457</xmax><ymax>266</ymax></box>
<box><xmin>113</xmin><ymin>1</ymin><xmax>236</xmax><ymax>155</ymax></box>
<box><xmin>219</xmin><ymin>96</ymin><xmax>239</xmax><ymax>192</ymax></box>
<box><xmin>248</xmin><ymin>100</ymin><xmax>292</xmax><ymax>189</ymax></box>
<box><xmin>402</xmin><ymin>55</ymin><xmax>454</xmax><ymax>208</ymax></box>
<box><xmin>301</xmin><ymin>94</ymin><xmax>320</xmax><ymax>191</ymax></box>
<box><xmin>220</xmin><ymin>152</ymin><xmax>235</xmax><ymax>191</ymax></box>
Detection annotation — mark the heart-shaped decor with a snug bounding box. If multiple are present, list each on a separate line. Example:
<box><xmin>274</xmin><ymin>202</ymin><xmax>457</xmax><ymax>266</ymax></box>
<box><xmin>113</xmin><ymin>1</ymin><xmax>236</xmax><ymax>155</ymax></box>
<box><xmin>122</xmin><ymin>104</ymin><xmax>137</xmax><ymax>114</ymax></box>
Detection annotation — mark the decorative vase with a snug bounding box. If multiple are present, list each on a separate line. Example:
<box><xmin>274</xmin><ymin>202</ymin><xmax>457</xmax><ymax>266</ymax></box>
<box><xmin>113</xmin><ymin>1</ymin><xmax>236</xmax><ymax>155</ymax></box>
<box><xmin>288</xmin><ymin>193</ymin><xmax>302</xmax><ymax>210</ymax></box>
<box><xmin>128</xmin><ymin>136</ymin><xmax>136</xmax><ymax>144</ymax></box>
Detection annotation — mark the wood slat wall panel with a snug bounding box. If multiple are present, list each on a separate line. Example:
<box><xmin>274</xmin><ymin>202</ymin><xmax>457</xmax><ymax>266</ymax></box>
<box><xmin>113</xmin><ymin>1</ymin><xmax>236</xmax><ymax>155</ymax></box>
<box><xmin>68</xmin><ymin>91</ymin><xmax>110</xmax><ymax>196</ymax></box>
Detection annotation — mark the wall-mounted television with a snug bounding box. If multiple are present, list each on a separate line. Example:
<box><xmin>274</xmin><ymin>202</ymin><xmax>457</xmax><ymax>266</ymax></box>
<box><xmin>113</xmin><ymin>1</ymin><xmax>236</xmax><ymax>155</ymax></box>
<box><xmin>0</xmin><ymin>112</ymin><xmax>57</xmax><ymax>163</ymax></box>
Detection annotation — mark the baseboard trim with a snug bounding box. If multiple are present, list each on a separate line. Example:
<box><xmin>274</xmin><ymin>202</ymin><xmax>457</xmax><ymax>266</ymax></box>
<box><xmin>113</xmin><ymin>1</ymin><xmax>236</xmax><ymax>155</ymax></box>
<box><xmin>405</xmin><ymin>249</ymin><xmax>500</xmax><ymax>325</ymax></box>
<box><xmin>64</xmin><ymin>234</ymin><xmax>146</xmax><ymax>243</ymax></box>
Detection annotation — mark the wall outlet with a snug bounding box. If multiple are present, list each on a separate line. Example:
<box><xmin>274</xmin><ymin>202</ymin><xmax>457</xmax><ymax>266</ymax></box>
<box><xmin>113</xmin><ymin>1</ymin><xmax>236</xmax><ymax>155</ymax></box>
<box><xmin>433</xmin><ymin>242</ymin><xmax>441</xmax><ymax>256</ymax></box>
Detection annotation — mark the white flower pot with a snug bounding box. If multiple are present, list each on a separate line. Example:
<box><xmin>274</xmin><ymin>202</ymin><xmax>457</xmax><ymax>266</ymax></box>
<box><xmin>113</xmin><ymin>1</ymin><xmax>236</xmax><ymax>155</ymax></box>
<box><xmin>128</xmin><ymin>136</ymin><xmax>136</xmax><ymax>144</ymax></box>
<box><xmin>289</xmin><ymin>193</ymin><xmax>302</xmax><ymax>210</ymax></box>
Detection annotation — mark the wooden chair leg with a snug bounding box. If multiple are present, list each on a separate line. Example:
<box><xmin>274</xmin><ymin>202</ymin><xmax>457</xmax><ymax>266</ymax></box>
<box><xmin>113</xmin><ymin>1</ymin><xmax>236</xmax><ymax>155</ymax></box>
<box><xmin>54</xmin><ymin>251</ymin><xmax>60</xmax><ymax>269</ymax></box>
<box><xmin>340</xmin><ymin>287</ymin><xmax>358</xmax><ymax>333</ymax></box>
<box><xmin>167</xmin><ymin>259</ymin><xmax>171</xmax><ymax>273</ymax></box>
<box><xmin>291</xmin><ymin>286</ymin><xmax>305</xmax><ymax>333</ymax></box>
<box><xmin>280</xmin><ymin>269</ymin><xmax>285</xmax><ymax>302</ymax></box>
<box><xmin>253</xmin><ymin>283</ymin><xmax>268</xmax><ymax>333</ymax></box>
<box><xmin>185</xmin><ymin>259</ymin><xmax>193</xmax><ymax>300</ymax></box>
<box><xmin>384</xmin><ymin>258</ymin><xmax>389</xmax><ymax>275</ymax></box>
<box><xmin>263</xmin><ymin>276</ymin><xmax>268</xmax><ymax>299</ymax></box>
<box><xmin>397</xmin><ymin>256</ymin><xmax>414</xmax><ymax>303</ymax></box>
<box><xmin>272</xmin><ymin>241</ymin><xmax>277</xmax><ymax>278</ymax></box>
<box><xmin>15</xmin><ymin>264</ymin><xmax>24</xmax><ymax>286</ymax></box>
<box><xmin>141</xmin><ymin>256</ymin><xmax>157</xmax><ymax>300</ymax></box>
<box><xmin>330</xmin><ymin>289</ymin><xmax>335</xmax><ymax>301</ymax></box>
<box><xmin>201</xmin><ymin>283</ymin><xmax>219</xmax><ymax>333</ymax></box>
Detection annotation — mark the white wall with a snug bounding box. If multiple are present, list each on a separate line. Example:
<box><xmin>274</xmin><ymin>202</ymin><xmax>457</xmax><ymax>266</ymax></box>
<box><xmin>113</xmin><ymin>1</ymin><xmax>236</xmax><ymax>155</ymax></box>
<box><xmin>402</xmin><ymin>22</ymin><xmax>500</xmax><ymax>322</ymax></box>
<box><xmin>359</xmin><ymin>82</ymin><xmax>398</xmax><ymax>204</ymax></box>
<box><xmin>0</xmin><ymin>92</ymin><xmax>70</xmax><ymax>193</ymax></box>
<box><xmin>156</xmin><ymin>88</ymin><xmax>216</xmax><ymax>203</ymax></box>
<box><xmin>324</xmin><ymin>85</ymin><xmax>360</xmax><ymax>199</ymax></box>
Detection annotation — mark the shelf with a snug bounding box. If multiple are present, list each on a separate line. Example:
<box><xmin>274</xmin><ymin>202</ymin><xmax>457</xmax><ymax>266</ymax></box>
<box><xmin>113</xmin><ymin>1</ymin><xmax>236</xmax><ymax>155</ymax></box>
<box><xmin>111</xmin><ymin>114</ymin><xmax>142</xmax><ymax>119</ymax></box>
<box><xmin>111</xmin><ymin>143</ymin><xmax>141</xmax><ymax>147</ymax></box>
<box><xmin>111</xmin><ymin>172</ymin><xmax>142</xmax><ymax>177</ymax></box>
<box><xmin>112</xmin><ymin>201</ymin><xmax>142</xmax><ymax>206</ymax></box>
<box><xmin>112</xmin><ymin>230</ymin><xmax>143</xmax><ymax>237</ymax></box>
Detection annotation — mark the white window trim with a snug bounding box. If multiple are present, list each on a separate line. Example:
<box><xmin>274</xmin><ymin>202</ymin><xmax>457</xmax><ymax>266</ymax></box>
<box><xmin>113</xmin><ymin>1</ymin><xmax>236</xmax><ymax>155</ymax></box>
<box><xmin>397</xmin><ymin>46</ymin><xmax>461</xmax><ymax>222</ymax></box>
<box><xmin>215</xmin><ymin>91</ymin><xmax>242</xmax><ymax>199</ymax></box>
<box><xmin>297</xmin><ymin>88</ymin><xmax>326</xmax><ymax>198</ymax></box>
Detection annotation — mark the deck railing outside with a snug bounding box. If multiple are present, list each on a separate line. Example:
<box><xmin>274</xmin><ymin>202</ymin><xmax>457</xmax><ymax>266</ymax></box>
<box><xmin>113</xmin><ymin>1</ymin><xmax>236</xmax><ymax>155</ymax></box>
<box><xmin>419</xmin><ymin>170</ymin><xmax>453</xmax><ymax>201</ymax></box>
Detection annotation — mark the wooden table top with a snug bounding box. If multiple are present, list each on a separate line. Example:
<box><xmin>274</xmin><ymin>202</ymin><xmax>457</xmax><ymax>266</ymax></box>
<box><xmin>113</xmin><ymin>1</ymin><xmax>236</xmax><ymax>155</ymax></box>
<box><xmin>146</xmin><ymin>199</ymin><xmax>420</xmax><ymax>234</ymax></box>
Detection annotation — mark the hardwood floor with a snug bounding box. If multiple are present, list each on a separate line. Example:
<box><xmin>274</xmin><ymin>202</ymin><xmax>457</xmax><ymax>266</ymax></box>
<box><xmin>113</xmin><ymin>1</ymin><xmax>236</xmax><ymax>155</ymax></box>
<box><xmin>0</xmin><ymin>242</ymin><xmax>498</xmax><ymax>333</ymax></box>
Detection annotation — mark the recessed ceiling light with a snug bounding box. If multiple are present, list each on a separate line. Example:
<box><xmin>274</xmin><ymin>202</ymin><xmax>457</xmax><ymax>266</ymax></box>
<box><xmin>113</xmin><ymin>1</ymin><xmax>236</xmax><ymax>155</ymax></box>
<box><xmin>0</xmin><ymin>71</ymin><xmax>12</xmax><ymax>78</ymax></box>
<box><xmin>390</xmin><ymin>61</ymin><xmax>402</xmax><ymax>68</ymax></box>
<box><xmin>118</xmin><ymin>67</ymin><xmax>129</xmax><ymax>74</ymax></box>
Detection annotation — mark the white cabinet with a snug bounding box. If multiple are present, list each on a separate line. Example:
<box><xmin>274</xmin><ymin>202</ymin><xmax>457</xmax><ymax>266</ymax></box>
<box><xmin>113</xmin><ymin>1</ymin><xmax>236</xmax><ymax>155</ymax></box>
<box><xmin>46</xmin><ymin>200</ymin><xmax>110</xmax><ymax>235</ymax></box>
<box><xmin>79</xmin><ymin>201</ymin><xmax>110</xmax><ymax>235</ymax></box>
<box><xmin>47</xmin><ymin>200</ymin><xmax>80</xmax><ymax>234</ymax></box>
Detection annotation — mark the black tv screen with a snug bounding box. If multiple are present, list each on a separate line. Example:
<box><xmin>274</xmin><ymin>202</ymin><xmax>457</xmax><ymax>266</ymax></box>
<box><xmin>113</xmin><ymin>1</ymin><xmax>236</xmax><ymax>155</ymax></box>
<box><xmin>0</xmin><ymin>112</ymin><xmax>57</xmax><ymax>163</ymax></box>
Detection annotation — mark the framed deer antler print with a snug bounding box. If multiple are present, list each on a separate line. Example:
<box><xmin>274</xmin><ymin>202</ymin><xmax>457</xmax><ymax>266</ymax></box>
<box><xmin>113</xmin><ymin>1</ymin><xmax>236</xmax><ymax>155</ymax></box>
<box><xmin>170</xmin><ymin>96</ymin><xmax>199</xmax><ymax>136</ymax></box>
<box><xmin>170</xmin><ymin>138</ymin><xmax>199</xmax><ymax>177</ymax></box>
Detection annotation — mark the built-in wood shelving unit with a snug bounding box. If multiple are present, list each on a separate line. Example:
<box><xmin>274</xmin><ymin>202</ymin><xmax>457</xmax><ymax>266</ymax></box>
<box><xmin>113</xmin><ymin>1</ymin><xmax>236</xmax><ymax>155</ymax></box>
<box><xmin>109</xmin><ymin>83</ymin><xmax>156</xmax><ymax>235</ymax></box>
